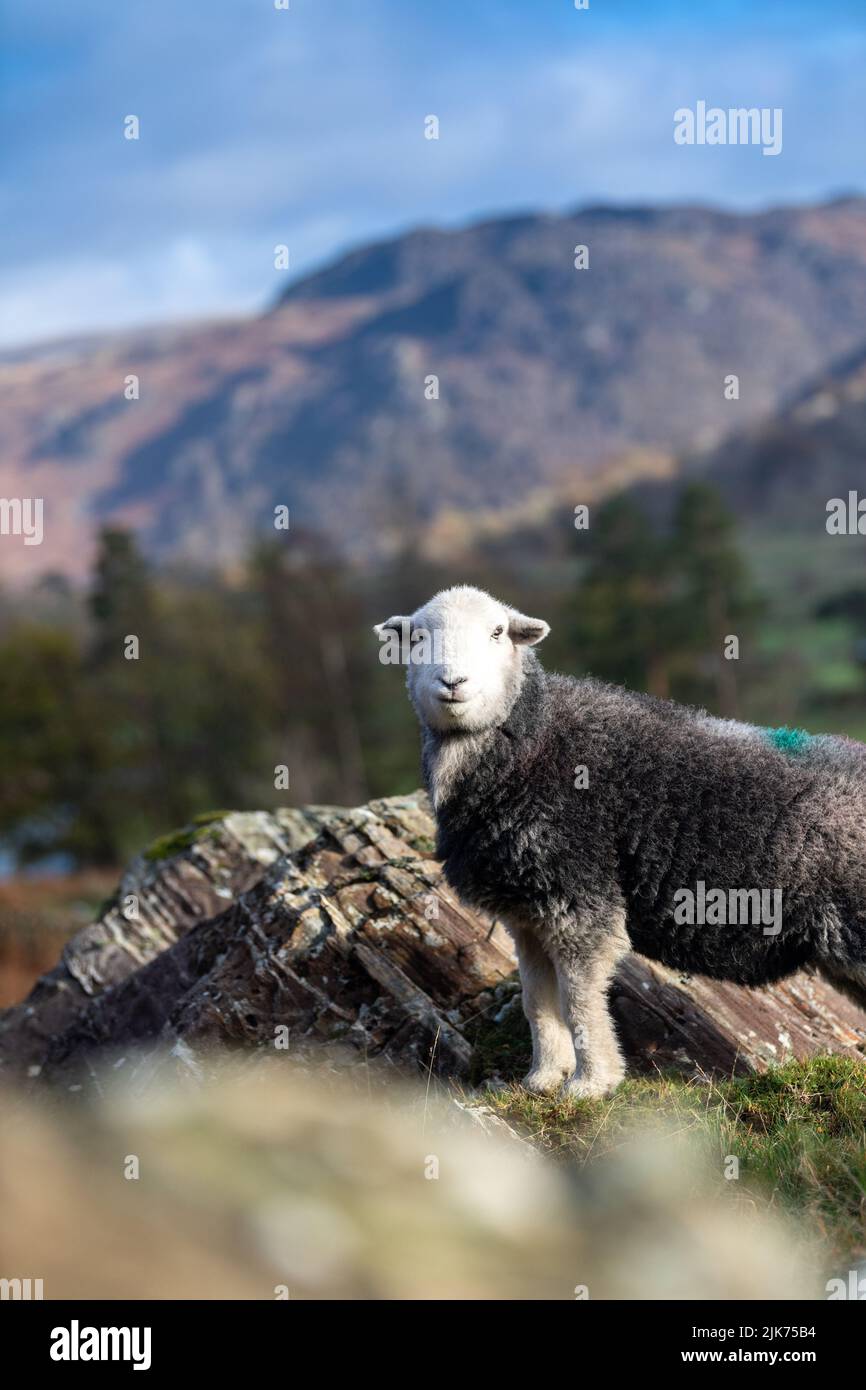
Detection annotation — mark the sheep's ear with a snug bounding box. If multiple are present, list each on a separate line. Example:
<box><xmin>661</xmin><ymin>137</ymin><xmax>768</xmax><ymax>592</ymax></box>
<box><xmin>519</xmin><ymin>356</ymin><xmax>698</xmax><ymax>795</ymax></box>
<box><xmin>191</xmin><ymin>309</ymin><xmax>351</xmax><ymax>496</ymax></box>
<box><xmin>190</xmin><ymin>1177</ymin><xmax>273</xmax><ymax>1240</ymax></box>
<box><xmin>373</xmin><ymin>615</ymin><xmax>410</xmax><ymax>638</ymax></box>
<box><xmin>508</xmin><ymin>610</ymin><xmax>550</xmax><ymax>646</ymax></box>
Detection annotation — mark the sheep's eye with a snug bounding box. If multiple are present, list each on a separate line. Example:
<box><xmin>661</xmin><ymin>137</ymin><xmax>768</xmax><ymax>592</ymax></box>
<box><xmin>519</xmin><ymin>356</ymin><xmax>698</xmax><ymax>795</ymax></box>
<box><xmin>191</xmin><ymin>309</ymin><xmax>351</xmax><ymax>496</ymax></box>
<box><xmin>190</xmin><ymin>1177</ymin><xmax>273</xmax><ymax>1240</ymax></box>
<box><xmin>491</xmin><ymin>625</ymin><xmax>504</xmax><ymax>639</ymax></box>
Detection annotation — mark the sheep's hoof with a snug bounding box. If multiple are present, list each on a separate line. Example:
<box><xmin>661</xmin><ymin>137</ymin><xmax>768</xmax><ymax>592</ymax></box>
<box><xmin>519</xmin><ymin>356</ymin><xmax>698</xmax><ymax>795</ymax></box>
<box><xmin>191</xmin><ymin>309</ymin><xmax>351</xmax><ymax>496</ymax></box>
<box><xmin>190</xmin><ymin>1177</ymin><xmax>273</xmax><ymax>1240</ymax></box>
<box><xmin>521</xmin><ymin>1067</ymin><xmax>572</xmax><ymax>1095</ymax></box>
<box><xmin>560</xmin><ymin>1074</ymin><xmax>615</xmax><ymax>1101</ymax></box>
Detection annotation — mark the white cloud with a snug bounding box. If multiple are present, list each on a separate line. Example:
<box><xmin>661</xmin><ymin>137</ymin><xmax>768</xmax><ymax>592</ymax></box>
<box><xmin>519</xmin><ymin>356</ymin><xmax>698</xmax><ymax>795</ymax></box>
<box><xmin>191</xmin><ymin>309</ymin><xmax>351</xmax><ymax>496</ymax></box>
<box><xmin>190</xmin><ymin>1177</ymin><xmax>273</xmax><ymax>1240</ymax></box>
<box><xmin>0</xmin><ymin>242</ymin><xmax>251</xmax><ymax>347</ymax></box>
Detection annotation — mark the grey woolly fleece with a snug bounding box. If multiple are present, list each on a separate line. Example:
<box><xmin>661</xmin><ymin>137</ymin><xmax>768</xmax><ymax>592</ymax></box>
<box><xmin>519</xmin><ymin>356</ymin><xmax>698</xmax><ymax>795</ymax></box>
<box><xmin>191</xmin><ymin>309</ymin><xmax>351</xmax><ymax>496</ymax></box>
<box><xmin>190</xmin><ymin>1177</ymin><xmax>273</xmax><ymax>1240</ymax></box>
<box><xmin>427</xmin><ymin>651</ymin><xmax>866</xmax><ymax>993</ymax></box>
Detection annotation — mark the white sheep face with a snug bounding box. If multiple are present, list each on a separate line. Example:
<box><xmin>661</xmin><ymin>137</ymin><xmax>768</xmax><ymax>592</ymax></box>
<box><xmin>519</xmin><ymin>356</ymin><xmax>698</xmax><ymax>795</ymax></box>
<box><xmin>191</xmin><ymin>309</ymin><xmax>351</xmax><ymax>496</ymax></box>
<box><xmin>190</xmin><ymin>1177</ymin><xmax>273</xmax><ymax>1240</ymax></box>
<box><xmin>375</xmin><ymin>586</ymin><xmax>549</xmax><ymax>734</ymax></box>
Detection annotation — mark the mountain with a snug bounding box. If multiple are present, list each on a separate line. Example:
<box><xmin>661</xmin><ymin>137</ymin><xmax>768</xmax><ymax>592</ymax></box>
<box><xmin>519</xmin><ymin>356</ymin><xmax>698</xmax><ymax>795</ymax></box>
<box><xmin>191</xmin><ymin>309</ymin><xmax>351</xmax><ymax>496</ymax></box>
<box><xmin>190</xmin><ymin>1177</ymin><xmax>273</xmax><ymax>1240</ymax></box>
<box><xmin>3</xmin><ymin>197</ymin><xmax>866</xmax><ymax>580</ymax></box>
<box><xmin>678</xmin><ymin>340</ymin><xmax>866</xmax><ymax>532</ymax></box>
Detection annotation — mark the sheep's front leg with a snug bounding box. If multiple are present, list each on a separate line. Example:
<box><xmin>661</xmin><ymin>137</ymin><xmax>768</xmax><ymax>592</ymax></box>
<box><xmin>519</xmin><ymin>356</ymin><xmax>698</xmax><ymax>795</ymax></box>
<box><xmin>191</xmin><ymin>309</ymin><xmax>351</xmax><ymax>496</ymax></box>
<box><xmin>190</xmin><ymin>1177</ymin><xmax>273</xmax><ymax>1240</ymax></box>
<box><xmin>510</xmin><ymin>926</ymin><xmax>576</xmax><ymax>1093</ymax></box>
<box><xmin>554</xmin><ymin>909</ymin><xmax>629</xmax><ymax>1100</ymax></box>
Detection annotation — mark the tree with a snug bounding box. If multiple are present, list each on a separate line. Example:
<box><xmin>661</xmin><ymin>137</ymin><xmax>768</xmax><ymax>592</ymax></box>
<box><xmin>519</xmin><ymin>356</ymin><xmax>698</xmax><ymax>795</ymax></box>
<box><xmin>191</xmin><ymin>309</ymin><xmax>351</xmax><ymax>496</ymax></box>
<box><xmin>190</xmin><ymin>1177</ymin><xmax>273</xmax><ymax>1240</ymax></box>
<box><xmin>670</xmin><ymin>483</ymin><xmax>763</xmax><ymax>716</ymax></box>
<box><xmin>79</xmin><ymin>528</ymin><xmax>273</xmax><ymax>861</ymax></box>
<box><xmin>248</xmin><ymin>533</ymin><xmax>369</xmax><ymax>804</ymax></box>
<box><xmin>88</xmin><ymin>527</ymin><xmax>155</xmax><ymax>665</ymax></box>
<box><xmin>571</xmin><ymin>485</ymin><xmax>761</xmax><ymax>712</ymax></box>
<box><xmin>0</xmin><ymin>626</ymin><xmax>90</xmax><ymax>853</ymax></box>
<box><xmin>572</xmin><ymin>494</ymin><xmax>679</xmax><ymax>696</ymax></box>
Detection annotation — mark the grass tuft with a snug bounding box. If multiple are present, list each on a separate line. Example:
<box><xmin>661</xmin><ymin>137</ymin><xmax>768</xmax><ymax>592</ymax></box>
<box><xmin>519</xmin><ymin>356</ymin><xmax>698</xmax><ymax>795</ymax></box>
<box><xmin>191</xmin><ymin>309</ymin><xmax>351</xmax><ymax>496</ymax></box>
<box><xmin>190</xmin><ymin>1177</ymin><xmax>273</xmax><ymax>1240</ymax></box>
<box><xmin>479</xmin><ymin>1055</ymin><xmax>866</xmax><ymax>1272</ymax></box>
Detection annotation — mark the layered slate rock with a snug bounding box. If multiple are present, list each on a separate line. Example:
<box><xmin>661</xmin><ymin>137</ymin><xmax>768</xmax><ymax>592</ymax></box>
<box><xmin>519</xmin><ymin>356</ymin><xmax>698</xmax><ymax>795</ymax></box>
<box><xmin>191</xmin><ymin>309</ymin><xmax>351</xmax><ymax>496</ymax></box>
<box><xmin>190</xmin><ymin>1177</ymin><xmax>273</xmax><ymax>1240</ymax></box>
<box><xmin>0</xmin><ymin>806</ymin><xmax>330</xmax><ymax>1077</ymax></box>
<box><xmin>1</xmin><ymin>793</ymin><xmax>865</xmax><ymax>1088</ymax></box>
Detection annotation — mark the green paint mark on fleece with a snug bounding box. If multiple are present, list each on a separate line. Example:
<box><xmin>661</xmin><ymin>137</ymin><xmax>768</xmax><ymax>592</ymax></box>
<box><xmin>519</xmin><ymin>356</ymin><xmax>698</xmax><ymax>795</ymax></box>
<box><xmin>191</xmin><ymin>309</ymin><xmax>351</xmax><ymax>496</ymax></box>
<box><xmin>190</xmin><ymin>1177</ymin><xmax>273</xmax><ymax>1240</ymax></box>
<box><xmin>764</xmin><ymin>726</ymin><xmax>813</xmax><ymax>757</ymax></box>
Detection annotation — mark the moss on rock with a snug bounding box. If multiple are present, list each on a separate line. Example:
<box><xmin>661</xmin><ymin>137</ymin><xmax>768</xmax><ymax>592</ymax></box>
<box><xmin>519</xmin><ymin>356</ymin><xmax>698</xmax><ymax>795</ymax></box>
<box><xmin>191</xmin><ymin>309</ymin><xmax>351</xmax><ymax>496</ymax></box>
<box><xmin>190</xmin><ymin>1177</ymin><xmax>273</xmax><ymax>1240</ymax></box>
<box><xmin>143</xmin><ymin>814</ymin><xmax>228</xmax><ymax>864</ymax></box>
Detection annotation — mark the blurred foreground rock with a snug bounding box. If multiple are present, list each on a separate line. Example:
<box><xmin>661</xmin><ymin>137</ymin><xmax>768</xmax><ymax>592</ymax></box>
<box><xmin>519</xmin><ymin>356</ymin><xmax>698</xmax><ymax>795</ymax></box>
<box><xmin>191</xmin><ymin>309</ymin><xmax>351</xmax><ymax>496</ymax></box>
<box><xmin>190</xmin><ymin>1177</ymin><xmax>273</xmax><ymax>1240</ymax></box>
<box><xmin>0</xmin><ymin>1060</ymin><xmax>819</xmax><ymax>1299</ymax></box>
<box><xmin>1</xmin><ymin>792</ymin><xmax>865</xmax><ymax>1088</ymax></box>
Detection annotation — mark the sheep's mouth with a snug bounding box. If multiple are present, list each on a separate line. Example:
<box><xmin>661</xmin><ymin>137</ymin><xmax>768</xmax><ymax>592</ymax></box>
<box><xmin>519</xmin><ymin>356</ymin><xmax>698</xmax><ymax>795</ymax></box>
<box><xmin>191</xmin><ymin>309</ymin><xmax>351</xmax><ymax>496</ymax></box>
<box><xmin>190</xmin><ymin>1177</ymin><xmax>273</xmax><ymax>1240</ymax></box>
<box><xmin>437</xmin><ymin>693</ymin><xmax>473</xmax><ymax>706</ymax></box>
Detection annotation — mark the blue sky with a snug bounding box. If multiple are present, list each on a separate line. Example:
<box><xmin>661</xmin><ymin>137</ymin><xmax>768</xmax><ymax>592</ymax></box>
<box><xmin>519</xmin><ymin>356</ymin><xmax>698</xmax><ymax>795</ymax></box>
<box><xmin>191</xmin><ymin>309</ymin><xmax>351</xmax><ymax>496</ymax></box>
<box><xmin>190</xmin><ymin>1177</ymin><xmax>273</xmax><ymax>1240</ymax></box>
<box><xmin>2</xmin><ymin>0</ymin><xmax>864</xmax><ymax>346</ymax></box>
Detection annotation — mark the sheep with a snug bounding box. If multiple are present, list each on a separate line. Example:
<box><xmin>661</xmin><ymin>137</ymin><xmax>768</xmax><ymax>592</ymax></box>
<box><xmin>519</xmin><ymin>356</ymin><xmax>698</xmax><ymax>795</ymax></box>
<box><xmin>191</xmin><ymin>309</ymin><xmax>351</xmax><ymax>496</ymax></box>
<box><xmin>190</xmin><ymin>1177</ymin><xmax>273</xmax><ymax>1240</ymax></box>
<box><xmin>375</xmin><ymin>584</ymin><xmax>866</xmax><ymax>1097</ymax></box>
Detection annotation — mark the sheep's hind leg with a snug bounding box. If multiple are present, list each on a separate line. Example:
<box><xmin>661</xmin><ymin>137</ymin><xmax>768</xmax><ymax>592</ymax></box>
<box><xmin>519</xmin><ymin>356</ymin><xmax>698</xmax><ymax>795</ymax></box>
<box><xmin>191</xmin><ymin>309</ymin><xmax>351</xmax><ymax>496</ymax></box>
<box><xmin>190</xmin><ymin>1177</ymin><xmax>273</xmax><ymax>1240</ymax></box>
<box><xmin>509</xmin><ymin>925</ymin><xmax>576</xmax><ymax>1093</ymax></box>
<box><xmin>555</xmin><ymin>907</ymin><xmax>629</xmax><ymax>1100</ymax></box>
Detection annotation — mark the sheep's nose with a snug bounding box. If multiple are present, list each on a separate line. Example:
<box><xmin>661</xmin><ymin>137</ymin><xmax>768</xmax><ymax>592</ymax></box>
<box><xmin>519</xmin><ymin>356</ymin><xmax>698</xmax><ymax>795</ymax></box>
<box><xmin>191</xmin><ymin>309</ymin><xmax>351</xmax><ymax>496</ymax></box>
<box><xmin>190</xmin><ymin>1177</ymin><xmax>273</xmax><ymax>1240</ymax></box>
<box><xmin>439</xmin><ymin>675</ymin><xmax>467</xmax><ymax>691</ymax></box>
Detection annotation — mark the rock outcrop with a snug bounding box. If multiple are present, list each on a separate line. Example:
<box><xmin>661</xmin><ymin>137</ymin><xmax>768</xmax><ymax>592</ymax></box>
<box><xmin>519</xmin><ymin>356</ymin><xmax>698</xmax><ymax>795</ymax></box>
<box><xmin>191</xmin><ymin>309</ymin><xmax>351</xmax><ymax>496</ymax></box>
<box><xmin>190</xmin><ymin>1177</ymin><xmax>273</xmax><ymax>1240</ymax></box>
<box><xmin>2</xmin><ymin>792</ymin><xmax>865</xmax><ymax>1089</ymax></box>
